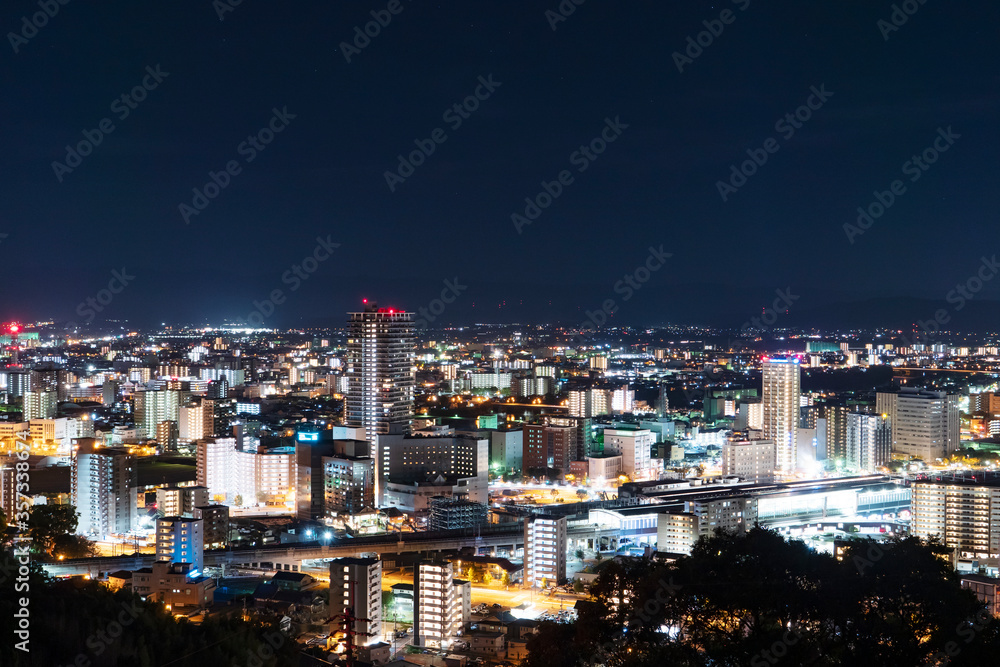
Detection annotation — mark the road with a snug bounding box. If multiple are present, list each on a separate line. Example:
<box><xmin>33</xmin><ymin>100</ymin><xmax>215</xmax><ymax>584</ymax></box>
<box><xmin>382</xmin><ymin>569</ymin><xmax>580</xmax><ymax>615</ymax></box>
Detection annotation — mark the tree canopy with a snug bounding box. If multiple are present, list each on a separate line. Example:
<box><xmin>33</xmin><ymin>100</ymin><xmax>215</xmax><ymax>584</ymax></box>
<box><xmin>523</xmin><ymin>527</ymin><xmax>1000</xmax><ymax>667</ymax></box>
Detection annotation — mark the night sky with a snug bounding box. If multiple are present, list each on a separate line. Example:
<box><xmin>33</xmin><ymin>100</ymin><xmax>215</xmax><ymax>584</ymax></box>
<box><xmin>3</xmin><ymin>1</ymin><xmax>999</xmax><ymax>330</ymax></box>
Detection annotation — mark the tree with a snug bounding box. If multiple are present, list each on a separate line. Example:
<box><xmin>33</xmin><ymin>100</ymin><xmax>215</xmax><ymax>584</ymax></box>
<box><xmin>28</xmin><ymin>504</ymin><xmax>79</xmax><ymax>556</ymax></box>
<box><xmin>525</xmin><ymin>528</ymin><xmax>1000</xmax><ymax>667</ymax></box>
<box><xmin>52</xmin><ymin>533</ymin><xmax>99</xmax><ymax>559</ymax></box>
<box><xmin>573</xmin><ymin>580</ymin><xmax>585</xmax><ymax>594</ymax></box>
<box><xmin>500</xmin><ymin>571</ymin><xmax>511</xmax><ymax>588</ymax></box>
<box><xmin>575</xmin><ymin>549</ymin><xmax>585</xmax><ymax>560</ymax></box>
<box><xmin>234</xmin><ymin>494</ymin><xmax>244</xmax><ymax>507</ymax></box>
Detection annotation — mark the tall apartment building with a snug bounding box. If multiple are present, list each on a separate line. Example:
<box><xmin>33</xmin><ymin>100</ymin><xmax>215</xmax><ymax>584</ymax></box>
<box><xmin>603</xmin><ymin>427</ymin><xmax>655</xmax><ymax>480</ymax></box>
<box><xmin>134</xmin><ymin>389</ymin><xmax>186</xmax><ymax>440</ymax></box>
<box><xmin>414</xmin><ymin>560</ymin><xmax>462</xmax><ymax>648</ymax></box>
<box><xmin>523</xmin><ymin>515</ymin><xmax>567</xmax><ymax>589</ymax></box>
<box><xmin>721</xmin><ymin>438</ymin><xmax>776</xmax><ymax>484</ymax></box>
<box><xmin>762</xmin><ymin>357</ymin><xmax>801</xmax><ymax>473</ymax></box>
<box><xmin>196</xmin><ymin>437</ymin><xmax>294</xmax><ymax>507</ymax></box>
<box><xmin>72</xmin><ymin>439</ymin><xmax>137</xmax><ymax>538</ymax></box>
<box><xmin>876</xmin><ymin>388</ymin><xmax>960</xmax><ymax>461</ymax></box>
<box><xmin>155</xmin><ymin>485</ymin><xmax>209</xmax><ymax>517</ymax></box>
<box><xmin>911</xmin><ymin>478</ymin><xmax>1000</xmax><ymax>560</ymax></box>
<box><xmin>346</xmin><ymin>304</ymin><xmax>416</xmax><ymax>444</ymax></box>
<box><xmin>155</xmin><ymin>517</ymin><xmax>204</xmax><ymax>572</ymax></box>
<box><xmin>178</xmin><ymin>397</ymin><xmax>215</xmax><ymax>444</ymax></box>
<box><xmin>22</xmin><ymin>390</ymin><xmax>57</xmax><ymax>420</ymax></box>
<box><xmin>567</xmin><ymin>386</ymin><xmax>634</xmax><ymax>418</ymax></box>
<box><xmin>329</xmin><ymin>557</ymin><xmax>383</xmax><ymax>644</ymax></box>
<box><xmin>846</xmin><ymin>412</ymin><xmax>891</xmax><ymax>472</ymax></box>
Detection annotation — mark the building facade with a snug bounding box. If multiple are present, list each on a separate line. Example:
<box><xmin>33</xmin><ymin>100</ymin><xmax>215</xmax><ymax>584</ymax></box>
<box><xmin>329</xmin><ymin>557</ymin><xmax>383</xmax><ymax>644</ymax></box>
<box><xmin>762</xmin><ymin>357</ymin><xmax>801</xmax><ymax>473</ymax></box>
<box><xmin>721</xmin><ymin>438</ymin><xmax>776</xmax><ymax>484</ymax></box>
<box><xmin>876</xmin><ymin>388</ymin><xmax>960</xmax><ymax>461</ymax></box>
<box><xmin>346</xmin><ymin>305</ymin><xmax>416</xmax><ymax>444</ymax></box>
<box><xmin>72</xmin><ymin>439</ymin><xmax>136</xmax><ymax>538</ymax></box>
<box><xmin>523</xmin><ymin>515</ymin><xmax>567</xmax><ymax>589</ymax></box>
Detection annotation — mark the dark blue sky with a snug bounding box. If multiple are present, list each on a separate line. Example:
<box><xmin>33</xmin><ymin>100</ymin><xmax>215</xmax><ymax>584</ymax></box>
<box><xmin>3</xmin><ymin>1</ymin><xmax>999</xmax><ymax>330</ymax></box>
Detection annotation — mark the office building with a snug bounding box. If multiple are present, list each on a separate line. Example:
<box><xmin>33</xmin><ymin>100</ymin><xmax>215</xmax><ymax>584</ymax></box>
<box><xmin>375</xmin><ymin>431</ymin><xmax>488</xmax><ymax>505</ymax></box>
<box><xmin>29</xmin><ymin>418</ymin><xmax>69</xmax><ymax>448</ymax></box>
<box><xmin>846</xmin><ymin>412</ymin><xmax>891</xmax><ymax>472</ymax></box>
<box><xmin>323</xmin><ymin>455</ymin><xmax>376</xmax><ymax>516</ymax></box>
<box><xmin>721</xmin><ymin>438</ymin><xmax>776</xmax><ymax>484</ymax></box>
<box><xmin>414</xmin><ymin>560</ymin><xmax>462</xmax><ymax>648</ymax></box>
<box><xmin>488</xmin><ymin>428</ymin><xmax>523</xmax><ymax>472</ymax></box>
<box><xmin>156</xmin><ymin>516</ymin><xmax>204</xmax><ymax>572</ymax></box>
<box><xmin>329</xmin><ymin>557</ymin><xmax>383</xmax><ymax>644</ymax></box>
<box><xmin>523</xmin><ymin>515</ymin><xmax>567</xmax><ymax>589</ymax></box>
<box><xmin>762</xmin><ymin>357</ymin><xmax>801</xmax><ymax>473</ymax></box>
<box><xmin>346</xmin><ymin>304</ymin><xmax>416</xmax><ymax>444</ymax></box>
<box><xmin>72</xmin><ymin>439</ymin><xmax>137</xmax><ymax>538</ymax></box>
<box><xmin>876</xmin><ymin>388</ymin><xmax>960</xmax><ymax>461</ymax></box>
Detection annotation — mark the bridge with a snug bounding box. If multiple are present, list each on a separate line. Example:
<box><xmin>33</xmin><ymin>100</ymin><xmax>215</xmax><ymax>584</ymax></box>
<box><xmin>43</xmin><ymin>522</ymin><xmax>613</xmax><ymax>578</ymax></box>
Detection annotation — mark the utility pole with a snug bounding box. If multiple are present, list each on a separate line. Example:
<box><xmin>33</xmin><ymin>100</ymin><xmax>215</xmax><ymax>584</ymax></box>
<box><xmin>328</xmin><ymin>606</ymin><xmax>372</xmax><ymax>667</ymax></box>
<box><xmin>327</xmin><ymin>580</ymin><xmax>372</xmax><ymax>667</ymax></box>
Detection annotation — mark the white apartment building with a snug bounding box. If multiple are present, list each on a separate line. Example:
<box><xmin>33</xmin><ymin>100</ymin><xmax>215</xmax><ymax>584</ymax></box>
<box><xmin>523</xmin><ymin>515</ymin><xmax>567</xmax><ymax>589</ymax></box>
<box><xmin>23</xmin><ymin>390</ymin><xmax>57</xmax><ymax>420</ymax></box>
<box><xmin>845</xmin><ymin>412</ymin><xmax>891</xmax><ymax>472</ymax></box>
<box><xmin>656</xmin><ymin>496</ymin><xmax>758</xmax><ymax>556</ymax></box>
<box><xmin>196</xmin><ymin>438</ymin><xmax>294</xmax><ymax>507</ymax></box>
<box><xmin>414</xmin><ymin>560</ymin><xmax>462</xmax><ymax>648</ymax></box>
<box><xmin>762</xmin><ymin>357</ymin><xmax>801</xmax><ymax>473</ymax></box>
<box><xmin>155</xmin><ymin>485</ymin><xmax>209</xmax><ymax>517</ymax></box>
<box><xmin>329</xmin><ymin>557</ymin><xmax>383</xmax><ymax>643</ymax></box>
<box><xmin>72</xmin><ymin>440</ymin><xmax>137</xmax><ymax>538</ymax></box>
<box><xmin>721</xmin><ymin>438</ymin><xmax>776</xmax><ymax>484</ymax></box>
<box><xmin>178</xmin><ymin>398</ymin><xmax>215</xmax><ymax>444</ymax></box>
<box><xmin>603</xmin><ymin>428</ymin><xmax>655</xmax><ymax>480</ymax></box>
<box><xmin>911</xmin><ymin>480</ymin><xmax>1000</xmax><ymax>561</ymax></box>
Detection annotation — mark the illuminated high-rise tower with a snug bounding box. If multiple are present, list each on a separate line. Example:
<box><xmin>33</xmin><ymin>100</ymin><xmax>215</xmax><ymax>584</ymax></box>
<box><xmin>347</xmin><ymin>302</ymin><xmax>415</xmax><ymax>443</ymax></box>
<box><xmin>762</xmin><ymin>356</ymin><xmax>801</xmax><ymax>473</ymax></box>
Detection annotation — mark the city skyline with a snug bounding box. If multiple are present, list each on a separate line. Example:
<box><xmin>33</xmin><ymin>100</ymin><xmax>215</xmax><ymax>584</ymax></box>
<box><xmin>5</xmin><ymin>1</ymin><xmax>1000</xmax><ymax>664</ymax></box>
